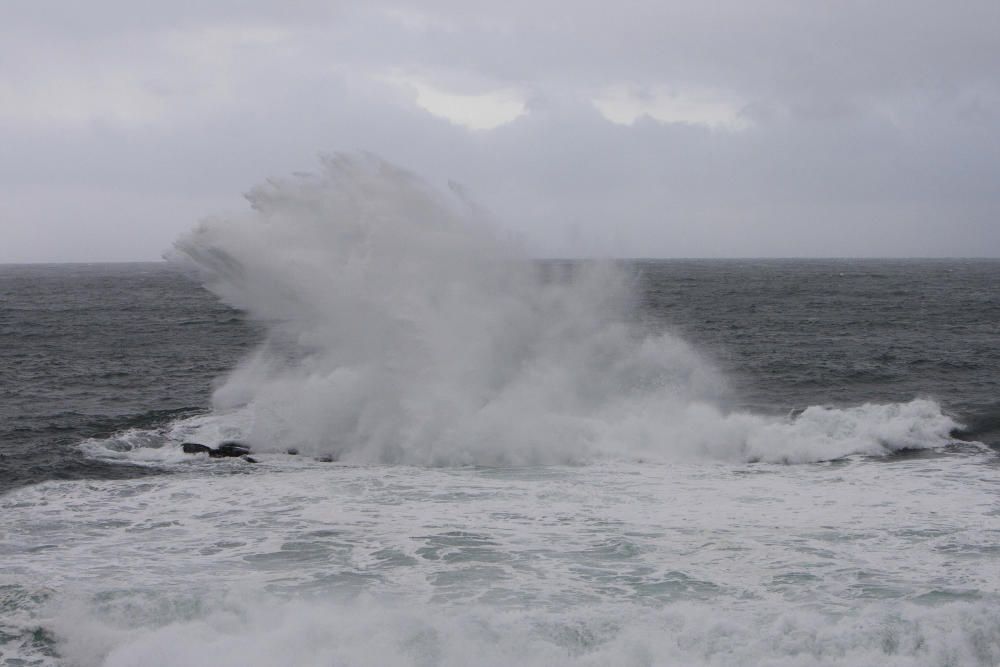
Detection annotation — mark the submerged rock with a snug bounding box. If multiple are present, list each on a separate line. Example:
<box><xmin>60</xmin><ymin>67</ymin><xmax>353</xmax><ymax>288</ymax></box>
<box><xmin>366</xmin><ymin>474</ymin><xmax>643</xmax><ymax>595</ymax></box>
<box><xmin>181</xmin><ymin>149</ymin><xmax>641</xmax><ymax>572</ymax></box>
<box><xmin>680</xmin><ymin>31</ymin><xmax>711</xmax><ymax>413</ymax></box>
<box><xmin>180</xmin><ymin>441</ymin><xmax>252</xmax><ymax>458</ymax></box>
<box><xmin>181</xmin><ymin>442</ymin><xmax>213</xmax><ymax>455</ymax></box>
<box><xmin>212</xmin><ymin>442</ymin><xmax>251</xmax><ymax>458</ymax></box>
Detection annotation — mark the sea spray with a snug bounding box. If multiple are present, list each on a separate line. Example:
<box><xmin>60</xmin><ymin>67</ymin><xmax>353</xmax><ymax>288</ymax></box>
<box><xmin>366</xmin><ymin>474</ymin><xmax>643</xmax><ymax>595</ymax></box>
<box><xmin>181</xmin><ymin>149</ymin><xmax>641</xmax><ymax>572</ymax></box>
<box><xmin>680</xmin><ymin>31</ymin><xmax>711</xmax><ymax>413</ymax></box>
<box><xmin>169</xmin><ymin>153</ymin><xmax>960</xmax><ymax>464</ymax></box>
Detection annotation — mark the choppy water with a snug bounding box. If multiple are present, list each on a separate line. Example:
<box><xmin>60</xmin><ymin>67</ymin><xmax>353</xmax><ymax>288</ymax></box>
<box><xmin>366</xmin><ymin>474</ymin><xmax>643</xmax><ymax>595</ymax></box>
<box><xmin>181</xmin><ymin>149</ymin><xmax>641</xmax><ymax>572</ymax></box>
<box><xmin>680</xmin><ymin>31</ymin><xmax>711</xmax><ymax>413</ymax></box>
<box><xmin>2</xmin><ymin>157</ymin><xmax>999</xmax><ymax>666</ymax></box>
<box><xmin>2</xmin><ymin>259</ymin><xmax>998</xmax><ymax>666</ymax></box>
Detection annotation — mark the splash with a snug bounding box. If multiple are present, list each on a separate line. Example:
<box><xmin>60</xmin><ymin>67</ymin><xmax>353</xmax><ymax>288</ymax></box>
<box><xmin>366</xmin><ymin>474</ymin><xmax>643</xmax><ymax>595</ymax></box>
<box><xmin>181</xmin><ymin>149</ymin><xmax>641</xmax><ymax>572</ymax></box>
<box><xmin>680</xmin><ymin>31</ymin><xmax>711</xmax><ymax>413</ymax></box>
<box><xmin>169</xmin><ymin>154</ymin><xmax>958</xmax><ymax>464</ymax></box>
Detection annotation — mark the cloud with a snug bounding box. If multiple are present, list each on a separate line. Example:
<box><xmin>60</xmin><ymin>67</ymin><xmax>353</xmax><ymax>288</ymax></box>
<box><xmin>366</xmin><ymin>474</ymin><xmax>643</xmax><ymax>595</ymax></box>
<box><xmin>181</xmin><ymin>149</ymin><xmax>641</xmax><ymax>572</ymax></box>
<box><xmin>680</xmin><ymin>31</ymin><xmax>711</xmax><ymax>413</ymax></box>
<box><xmin>383</xmin><ymin>73</ymin><xmax>527</xmax><ymax>130</ymax></box>
<box><xmin>0</xmin><ymin>0</ymin><xmax>998</xmax><ymax>261</ymax></box>
<box><xmin>592</xmin><ymin>84</ymin><xmax>750</xmax><ymax>131</ymax></box>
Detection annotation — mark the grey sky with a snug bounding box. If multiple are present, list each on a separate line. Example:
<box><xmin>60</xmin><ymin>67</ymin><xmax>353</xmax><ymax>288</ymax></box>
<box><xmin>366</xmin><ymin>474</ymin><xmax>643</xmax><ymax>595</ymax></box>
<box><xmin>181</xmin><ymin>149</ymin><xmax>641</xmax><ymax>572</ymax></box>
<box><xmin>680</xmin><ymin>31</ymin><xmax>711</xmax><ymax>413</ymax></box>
<box><xmin>2</xmin><ymin>0</ymin><xmax>999</xmax><ymax>261</ymax></box>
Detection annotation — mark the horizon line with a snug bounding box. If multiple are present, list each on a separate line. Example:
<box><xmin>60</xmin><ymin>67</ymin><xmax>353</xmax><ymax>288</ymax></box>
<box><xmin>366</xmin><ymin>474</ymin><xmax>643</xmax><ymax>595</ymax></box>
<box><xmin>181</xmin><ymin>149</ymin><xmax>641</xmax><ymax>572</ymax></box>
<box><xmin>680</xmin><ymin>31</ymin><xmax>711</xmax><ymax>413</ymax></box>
<box><xmin>3</xmin><ymin>256</ymin><xmax>1000</xmax><ymax>267</ymax></box>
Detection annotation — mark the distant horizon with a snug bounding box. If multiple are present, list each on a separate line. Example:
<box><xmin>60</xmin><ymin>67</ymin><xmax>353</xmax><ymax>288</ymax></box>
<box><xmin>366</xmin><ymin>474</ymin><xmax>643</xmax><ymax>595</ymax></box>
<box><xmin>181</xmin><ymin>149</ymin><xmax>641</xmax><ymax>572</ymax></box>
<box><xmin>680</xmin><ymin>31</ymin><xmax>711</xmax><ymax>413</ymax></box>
<box><xmin>4</xmin><ymin>255</ymin><xmax>1000</xmax><ymax>267</ymax></box>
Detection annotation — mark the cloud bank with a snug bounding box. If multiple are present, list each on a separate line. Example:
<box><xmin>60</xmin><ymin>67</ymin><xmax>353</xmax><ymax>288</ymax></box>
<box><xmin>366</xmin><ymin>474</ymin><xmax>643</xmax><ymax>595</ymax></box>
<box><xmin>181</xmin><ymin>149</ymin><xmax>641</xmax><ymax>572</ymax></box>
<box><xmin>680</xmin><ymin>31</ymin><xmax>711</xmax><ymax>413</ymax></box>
<box><xmin>1</xmin><ymin>0</ymin><xmax>998</xmax><ymax>261</ymax></box>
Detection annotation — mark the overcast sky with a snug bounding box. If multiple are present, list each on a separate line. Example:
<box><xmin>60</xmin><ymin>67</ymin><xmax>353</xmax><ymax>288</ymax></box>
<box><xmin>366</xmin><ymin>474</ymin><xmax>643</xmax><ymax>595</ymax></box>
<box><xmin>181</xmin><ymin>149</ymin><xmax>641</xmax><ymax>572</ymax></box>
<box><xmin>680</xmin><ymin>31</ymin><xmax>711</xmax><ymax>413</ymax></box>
<box><xmin>2</xmin><ymin>1</ymin><xmax>999</xmax><ymax>261</ymax></box>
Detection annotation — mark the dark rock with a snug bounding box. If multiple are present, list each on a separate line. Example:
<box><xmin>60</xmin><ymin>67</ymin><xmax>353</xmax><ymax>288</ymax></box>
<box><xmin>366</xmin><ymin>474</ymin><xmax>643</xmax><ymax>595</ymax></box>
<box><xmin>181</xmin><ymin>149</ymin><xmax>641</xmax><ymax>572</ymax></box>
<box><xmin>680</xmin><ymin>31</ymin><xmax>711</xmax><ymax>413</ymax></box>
<box><xmin>286</xmin><ymin>448</ymin><xmax>299</xmax><ymax>455</ymax></box>
<box><xmin>181</xmin><ymin>443</ymin><xmax>213</xmax><ymax>455</ymax></box>
<box><xmin>316</xmin><ymin>455</ymin><xmax>334</xmax><ymax>463</ymax></box>
<box><xmin>242</xmin><ymin>455</ymin><xmax>258</xmax><ymax>463</ymax></box>
<box><xmin>212</xmin><ymin>442</ymin><xmax>251</xmax><ymax>458</ymax></box>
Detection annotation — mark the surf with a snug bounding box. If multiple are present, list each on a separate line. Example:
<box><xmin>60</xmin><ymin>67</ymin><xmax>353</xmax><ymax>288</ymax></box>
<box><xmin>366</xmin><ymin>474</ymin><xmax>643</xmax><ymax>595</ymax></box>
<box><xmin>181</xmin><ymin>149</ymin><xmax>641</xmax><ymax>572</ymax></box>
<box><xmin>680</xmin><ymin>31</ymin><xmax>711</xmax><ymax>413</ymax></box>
<box><xmin>157</xmin><ymin>153</ymin><xmax>960</xmax><ymax>465</ymax></box>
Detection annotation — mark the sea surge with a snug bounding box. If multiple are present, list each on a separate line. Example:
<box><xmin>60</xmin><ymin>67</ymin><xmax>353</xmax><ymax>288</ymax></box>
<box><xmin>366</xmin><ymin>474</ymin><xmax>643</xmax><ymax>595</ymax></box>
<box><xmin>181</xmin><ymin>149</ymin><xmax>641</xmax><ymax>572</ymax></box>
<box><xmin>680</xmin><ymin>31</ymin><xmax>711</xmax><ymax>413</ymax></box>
<box><xmin>157</xmin><ymin>153</ymin><xmax>961</xmax><ymax>465</ymax></box>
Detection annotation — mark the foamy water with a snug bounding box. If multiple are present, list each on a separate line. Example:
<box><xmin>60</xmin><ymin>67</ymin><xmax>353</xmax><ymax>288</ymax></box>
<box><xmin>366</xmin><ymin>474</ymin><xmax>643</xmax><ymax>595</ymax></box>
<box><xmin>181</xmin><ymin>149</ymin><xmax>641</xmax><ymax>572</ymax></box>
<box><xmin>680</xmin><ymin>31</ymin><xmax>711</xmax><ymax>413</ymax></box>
<box><xmin>3</xmin><ymin>452</ymin><xmax>999</xmax><ymax>665</ymax></box>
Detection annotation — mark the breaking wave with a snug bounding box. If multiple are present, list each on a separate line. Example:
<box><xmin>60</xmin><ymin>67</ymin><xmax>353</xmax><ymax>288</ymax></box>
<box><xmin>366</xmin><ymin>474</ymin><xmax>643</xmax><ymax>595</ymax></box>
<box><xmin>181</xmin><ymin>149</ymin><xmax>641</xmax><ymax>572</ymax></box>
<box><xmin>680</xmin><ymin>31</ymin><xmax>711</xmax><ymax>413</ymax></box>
<box><xmin>162</xmin><ymin>153</ymin><xmax>959</xmax><ymax>465</ymax></box>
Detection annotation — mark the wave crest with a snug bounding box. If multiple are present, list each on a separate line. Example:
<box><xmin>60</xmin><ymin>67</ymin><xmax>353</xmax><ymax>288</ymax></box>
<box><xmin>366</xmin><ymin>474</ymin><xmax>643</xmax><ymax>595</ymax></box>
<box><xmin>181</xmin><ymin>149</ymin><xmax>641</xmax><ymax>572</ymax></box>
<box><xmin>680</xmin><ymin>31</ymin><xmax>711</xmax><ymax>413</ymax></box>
<box><xmin>167</xmin><ymin>154</ymin><xmax>959</xmax><ymax>465</ymax></box>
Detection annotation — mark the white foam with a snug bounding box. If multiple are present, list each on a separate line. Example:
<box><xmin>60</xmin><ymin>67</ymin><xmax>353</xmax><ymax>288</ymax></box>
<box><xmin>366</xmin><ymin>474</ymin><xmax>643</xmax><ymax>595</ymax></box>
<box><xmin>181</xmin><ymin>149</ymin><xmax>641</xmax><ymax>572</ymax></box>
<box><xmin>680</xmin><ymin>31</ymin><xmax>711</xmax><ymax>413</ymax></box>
<box><xmin>6</xmin><ymin>452</ymin><xmax>998</xmax><ymax>665</ymax></box>
<box><xmin>160</xmin><ymin>153</ymin><xmax>961</xmax><ymax>465</ymax></box>
<box><xmin>48</xmin><ymin>594</ymin><xmax>1000</xmax><ymax>667</ymax></box>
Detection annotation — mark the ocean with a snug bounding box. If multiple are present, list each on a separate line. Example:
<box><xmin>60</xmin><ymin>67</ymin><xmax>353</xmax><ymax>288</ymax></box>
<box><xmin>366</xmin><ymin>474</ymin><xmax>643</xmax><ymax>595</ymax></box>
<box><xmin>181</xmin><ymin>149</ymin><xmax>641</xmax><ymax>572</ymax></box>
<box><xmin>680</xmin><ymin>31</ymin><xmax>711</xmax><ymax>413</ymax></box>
<box><xmin>2</xmin><ymin>157</ymin><xmax>999</xmax><ymax>665</ymax></box>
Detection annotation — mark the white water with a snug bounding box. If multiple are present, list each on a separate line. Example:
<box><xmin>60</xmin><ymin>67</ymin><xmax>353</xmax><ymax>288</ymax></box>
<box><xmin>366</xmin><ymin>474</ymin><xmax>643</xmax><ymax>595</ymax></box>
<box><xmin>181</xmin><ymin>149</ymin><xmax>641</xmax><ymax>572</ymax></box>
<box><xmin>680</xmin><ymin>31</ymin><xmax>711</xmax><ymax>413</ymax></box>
<box><xmin>3</xmin><ymin>454</ymin><xmax>999</xmax><ymax>665</ymax></box>
<box><xmin>163</xmin><ymin>154</ymin><xmax>959</xmax><ymax>465</ymax></box>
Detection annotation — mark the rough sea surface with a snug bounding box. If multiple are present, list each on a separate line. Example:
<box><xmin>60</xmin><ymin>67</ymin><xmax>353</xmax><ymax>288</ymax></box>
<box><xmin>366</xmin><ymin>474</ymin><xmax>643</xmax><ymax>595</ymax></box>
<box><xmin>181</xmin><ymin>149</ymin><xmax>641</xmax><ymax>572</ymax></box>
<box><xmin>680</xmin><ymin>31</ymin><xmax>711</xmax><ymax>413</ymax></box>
<box><xmin>2</xmin><ymin>258</ymin><xmax>999</xmax><ymax>666</ymax></box>
<box><xmin>1</xmin><ymin>150</ymin><xmax>998</xmax><ymax>667</ymax></box>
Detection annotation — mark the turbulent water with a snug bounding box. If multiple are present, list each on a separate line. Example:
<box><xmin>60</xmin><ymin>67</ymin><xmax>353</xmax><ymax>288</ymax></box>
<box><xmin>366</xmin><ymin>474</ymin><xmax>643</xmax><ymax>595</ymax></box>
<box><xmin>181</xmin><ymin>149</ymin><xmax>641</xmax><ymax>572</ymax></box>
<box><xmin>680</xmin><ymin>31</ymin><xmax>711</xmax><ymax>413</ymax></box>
<box><xmin>2</xmin><ymin>156</ymin><xmax>999</xmax><ymax>666</ymax></box>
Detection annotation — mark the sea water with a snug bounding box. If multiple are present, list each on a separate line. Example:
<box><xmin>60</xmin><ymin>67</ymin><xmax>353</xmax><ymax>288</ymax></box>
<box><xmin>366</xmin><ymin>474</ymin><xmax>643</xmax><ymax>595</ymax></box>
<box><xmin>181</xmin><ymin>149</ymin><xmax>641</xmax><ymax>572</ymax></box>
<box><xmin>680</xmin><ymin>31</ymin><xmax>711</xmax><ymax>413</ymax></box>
<box><xmin>1</xmin><ymin>155</ymin><xmax>998</xmax><ymax>665</ymax></box>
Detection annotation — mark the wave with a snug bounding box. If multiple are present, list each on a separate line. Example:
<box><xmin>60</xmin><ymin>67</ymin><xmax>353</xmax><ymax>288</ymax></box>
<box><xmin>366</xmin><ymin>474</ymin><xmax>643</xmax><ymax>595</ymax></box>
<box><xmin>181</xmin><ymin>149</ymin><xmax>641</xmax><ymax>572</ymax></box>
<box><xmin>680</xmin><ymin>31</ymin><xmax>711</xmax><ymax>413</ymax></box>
<box><xmin>46</xmin><ymin>593</ymin><xmax>1000</xmax><ymax>667</ymax></box>
<box><xmin>156</xmin><ymin>153</ymin><xmax>961</xmax><ymax>465</ymax></box>
<box><xmin>952</xmin><ymin>402</ymin><xmax>1000</xmax><ymax>448</ymax></box>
